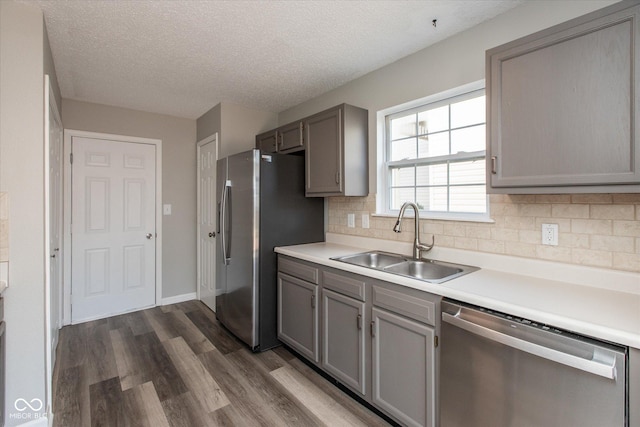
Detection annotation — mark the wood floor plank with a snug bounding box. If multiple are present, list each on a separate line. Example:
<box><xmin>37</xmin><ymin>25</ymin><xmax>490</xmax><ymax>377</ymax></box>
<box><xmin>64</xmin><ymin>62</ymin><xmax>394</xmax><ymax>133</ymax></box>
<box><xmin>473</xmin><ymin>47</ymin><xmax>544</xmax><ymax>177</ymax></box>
<box><xmin>208</xmin><ymin>404</ymin><xmax>257</xmax><ymax>427</ymax></box>
<box><xmin>163</xmin><ymin>336</ymin><xmax>230</xmax><ymax>413</ymax></box>
<box><xmin>287</xmin><ymin>357</ymin><xmax>391</xmax><ymax>426</ymax></box>
<box><xmin>110</xmin><ymin>327</ymin><xmax>141</xmax><ymax>390</ymax></box>
<box><xmin>272</xmin><ymin>345</ymin><xmax>296</xmax><ymax>362</ymax></box>
<box><xmin>58</xmin><ymin>323</ymin><xmax>87</xmax><ymax>369</ymax></box>
<box><xmin>144</xmin><ymin>307</ymin><xmax>182</xmax><ymax>342</ymax></box>
<box><xmin>166</xmin><ymin>310</ymin><xmax>215</xmax><ymax>355</ymax></box>
<box><xmin>89</xmin><ymin>377</ymin><xmax>127</xmax><ymax>427</ymax></box>
<box><xmin>270</xmin><ymin>364</ymin><xmax>370</xmax><ymax>427</ymax></box>
<box><xmin>184</xmin><ymin>308</ymin><xmax>243</xmax><ymax>354</ymax></box>
<box><xmin>226</xmin><ymin>348</ymin><xmax>324</xmax><ymax>426</ymax></box>
<box><xmin>86</xmin><ymin>323</ymin><xmax>119</xmax><ymax>385</ymax></box>
<box><xmin>53</xmin><ymin>366</ymin><xmax>90</xmax><ymax>427</ymax></box>
<box><xmin>123</xmin><ymin>382</ymin><xmax>171</xmax><ymax>427</ymax></box>
<box><xmin>198</xmin><ymin>348</ymin><xmax>287</xmax><ymax>426</ymax></box>
<box><xmin>160</xmin><ymin>392</ymin><xmax>210</xmax><ymax>427</ymax></box>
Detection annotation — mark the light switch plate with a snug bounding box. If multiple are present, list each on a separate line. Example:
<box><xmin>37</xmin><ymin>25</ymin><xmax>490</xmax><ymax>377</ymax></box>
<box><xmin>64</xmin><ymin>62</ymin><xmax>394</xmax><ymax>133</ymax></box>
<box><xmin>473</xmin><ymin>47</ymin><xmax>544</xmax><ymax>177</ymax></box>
<box><xmin>163</xmin><ymin>204</ymin><xmax>172</xmax><ymax>215</ymax></box>
<box><xmin>347</xmin><ymin>213</ymin><xmax>355</xmax><ymax>228</ymax></box>
<box><xmin>362</xmin><ymin>214</ymin><xmax>370</xmax><ymax>229</ymax></box>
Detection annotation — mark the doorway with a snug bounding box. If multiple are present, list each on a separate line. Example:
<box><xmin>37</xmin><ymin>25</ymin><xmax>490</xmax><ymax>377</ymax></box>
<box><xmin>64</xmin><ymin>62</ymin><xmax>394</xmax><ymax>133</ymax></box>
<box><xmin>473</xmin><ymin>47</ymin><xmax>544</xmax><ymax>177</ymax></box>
<box><xmin>197</xmin><ymin>134</ymin><xmax>218</xmax><ymax>312</ymax></box>
<box><xmin>63</xmin><ymin>130</ymin><xmax>162</xmax><ymax>324</ymax></box>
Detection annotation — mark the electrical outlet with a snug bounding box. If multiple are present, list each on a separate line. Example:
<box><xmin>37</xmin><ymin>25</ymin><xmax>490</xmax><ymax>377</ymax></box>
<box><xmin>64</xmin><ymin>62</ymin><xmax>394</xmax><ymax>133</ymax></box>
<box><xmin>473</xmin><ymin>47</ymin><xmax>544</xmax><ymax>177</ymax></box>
<box><xmin>541</xmin><ymin>223</ymin><xmax>558</xmax><ymax>246</ymax></box>
<box><xmin>362</xmin><ymin>214</ymin><xmax>370</xmax><ymax>229</ymax></box>
<box><xmin>347</xmin><ymin>213</ymin><xmax>355</xmax><ymax>228</ymax></box>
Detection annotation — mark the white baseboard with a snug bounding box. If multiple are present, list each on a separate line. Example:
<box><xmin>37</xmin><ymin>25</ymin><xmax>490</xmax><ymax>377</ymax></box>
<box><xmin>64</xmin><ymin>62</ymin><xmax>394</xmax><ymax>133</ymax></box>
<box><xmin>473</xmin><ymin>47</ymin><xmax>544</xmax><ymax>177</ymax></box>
<box><xmin>161</xmin><ymin>292</ymin><xmax>197</xmax><ymax>306</ymax></box>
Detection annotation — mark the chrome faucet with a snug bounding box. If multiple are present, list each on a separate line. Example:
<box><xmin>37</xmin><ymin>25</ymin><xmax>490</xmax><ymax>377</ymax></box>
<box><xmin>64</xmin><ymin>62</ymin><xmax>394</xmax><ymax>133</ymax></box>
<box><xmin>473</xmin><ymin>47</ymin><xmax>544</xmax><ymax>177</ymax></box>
<box><xmin>393</xmin><ymin>202</ymin><xmax>434</xmax><ymax>259</ymax></box>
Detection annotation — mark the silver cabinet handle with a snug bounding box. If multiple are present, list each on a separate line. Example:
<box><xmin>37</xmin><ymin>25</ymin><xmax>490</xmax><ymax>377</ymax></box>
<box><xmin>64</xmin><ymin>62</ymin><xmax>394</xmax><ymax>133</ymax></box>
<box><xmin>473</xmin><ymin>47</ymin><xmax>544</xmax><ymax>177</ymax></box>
<box><xmin>442</xmin><ymin>312</ymin><xmax>617</xmax><ymax>380</ymax></box>
<box><xmin>220</xmin><ymin>180</ymin><xmax>231</xmax><ymax>265</ymax></box>
<box><xmin>146</xmin><ymin>233</ymin><xmax>153</xmax><ymax>239</ymax></box>
<box><xmin>370</xmin><ymin>320</ymin><xmax>375</xmax><ymax>337</ymax></box>
<box><xmin>491</xmin><ymin>156</ymin><xmax>497</xmax><ymax>174</ymax></box>
<box><xmin>311</xmin><ymin>294</ymin><xmax>316</xmax><ymax>309</ymax></box>
<box><xmin>357</xmin><ymin>314</ymin><xmax>362</xmax><ymax>330</ymax></box>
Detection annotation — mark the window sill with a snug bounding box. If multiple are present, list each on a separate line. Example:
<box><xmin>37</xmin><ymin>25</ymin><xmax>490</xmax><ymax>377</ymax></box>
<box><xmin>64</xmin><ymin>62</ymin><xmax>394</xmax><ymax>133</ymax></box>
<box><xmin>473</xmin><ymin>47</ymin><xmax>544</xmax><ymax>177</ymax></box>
<box><xmin>372</xmin><ymin>212</ymin><xmax>495</xmax><ymax>224</ymax></box>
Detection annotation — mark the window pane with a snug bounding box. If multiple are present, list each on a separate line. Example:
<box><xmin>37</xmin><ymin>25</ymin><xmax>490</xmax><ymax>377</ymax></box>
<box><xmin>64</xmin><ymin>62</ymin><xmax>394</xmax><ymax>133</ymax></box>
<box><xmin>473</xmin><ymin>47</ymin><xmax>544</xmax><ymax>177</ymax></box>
<box><xmin>416</xmin><ymin>187</ymin><xmax>447</xmax><ymax>211</ymax></box>
<box><xmin>450</xmin><ymin>185</ymin><xmax>486</xmax><ymax>213</ymax></box>
<box><xmin>390</xmin><ymin>137</ymin><xmax>417</xmax><ymax>161</ymax></box>
<box><xmin>418</xmin><ymin>131</ymin><xmax>449</xmax><ymax>158</ymax></box>
<box><xmin>391</xmin><ymin>114</ymin><xmax>417</xmax><ymax>140</ymax></box>
<box><xmin>416</xmin><ymin>164</ymin><xmax>447</xmax><ymax>186</ymax></box>
<box><xmin>451</xmin><ymin>96</ymin><xmax>485</xmax><ymax>129</ymax></box>
<box><xmin>417</xmin><ymin>105</ymin><xmax>448</xmax><ymax>135</ymax></box>
<box><xmin>390</xmin><ymin>187</ymin><xmax>415</xmax><ymax>210</ymax></box>
<box><xmin>391</xmin><ymin>167</ymin><xmax>415</xmax><ymax>187</ymax></box>
<box><xmin>451</xmin><ymin>124</ymin><xmax>485</xmax><ymax>153</ymax></box>
<box><xmin>450</xmin><ymin>160</ymin><xmax>485</xmax><ymax>185</ymax></box>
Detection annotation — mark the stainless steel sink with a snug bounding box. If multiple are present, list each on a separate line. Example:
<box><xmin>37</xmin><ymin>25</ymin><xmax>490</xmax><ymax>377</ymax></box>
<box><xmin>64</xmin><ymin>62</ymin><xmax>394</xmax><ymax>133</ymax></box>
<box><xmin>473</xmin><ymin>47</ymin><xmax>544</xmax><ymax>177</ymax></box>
<box><xmin>332</xmin><ymin>251</ymin><xmax>408</xmax><ymax>269</ymax></box>
<box><xmin>331</xmin><ymin>250</ymin><xmax>478</xmax><ymax>284</ymax></box>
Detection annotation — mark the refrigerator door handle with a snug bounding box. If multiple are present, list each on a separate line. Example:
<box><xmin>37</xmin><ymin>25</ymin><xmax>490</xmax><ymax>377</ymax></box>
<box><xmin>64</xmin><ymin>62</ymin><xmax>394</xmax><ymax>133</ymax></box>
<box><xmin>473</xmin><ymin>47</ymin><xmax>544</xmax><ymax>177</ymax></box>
<box><xmin>221</xmin><ymin>180</ymin><xmax>232</xmax><ymax>265</ymax></box>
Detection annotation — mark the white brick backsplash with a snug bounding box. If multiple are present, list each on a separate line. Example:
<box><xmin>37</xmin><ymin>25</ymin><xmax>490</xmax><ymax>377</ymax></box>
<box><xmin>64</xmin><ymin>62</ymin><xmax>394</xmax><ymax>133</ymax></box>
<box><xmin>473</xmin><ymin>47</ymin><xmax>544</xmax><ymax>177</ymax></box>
<box><xmin>328</xmin><ymin>193</ymin><xmax>640</xmax><ymax>272</ymax></box>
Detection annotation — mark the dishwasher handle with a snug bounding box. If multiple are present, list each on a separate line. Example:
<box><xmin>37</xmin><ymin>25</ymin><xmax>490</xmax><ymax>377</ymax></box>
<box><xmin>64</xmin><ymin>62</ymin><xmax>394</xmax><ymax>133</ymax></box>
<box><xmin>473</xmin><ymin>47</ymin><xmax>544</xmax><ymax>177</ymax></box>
<box><xmin>442</xmin><ymin>312</ymin><xmax>618</xmax><ymax>380</ymax></box>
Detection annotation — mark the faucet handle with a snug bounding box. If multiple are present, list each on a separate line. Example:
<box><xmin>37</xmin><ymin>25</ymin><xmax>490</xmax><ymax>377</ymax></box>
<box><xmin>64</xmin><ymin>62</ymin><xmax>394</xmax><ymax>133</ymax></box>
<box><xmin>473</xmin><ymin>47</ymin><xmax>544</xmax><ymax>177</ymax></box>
<box><xmin>417</xmin><ymin>235</ymin><xmax>435</xmax><ymax>255</ymax></box>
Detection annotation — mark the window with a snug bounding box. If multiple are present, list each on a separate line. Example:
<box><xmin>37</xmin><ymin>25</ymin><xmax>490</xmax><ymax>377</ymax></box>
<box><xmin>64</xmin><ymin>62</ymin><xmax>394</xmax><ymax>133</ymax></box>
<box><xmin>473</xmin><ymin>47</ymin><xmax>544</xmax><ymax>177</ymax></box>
<box><xmin>382</xmin><ymin>87</ymin><xmax>488</xmax><ymax>220</ymax></box>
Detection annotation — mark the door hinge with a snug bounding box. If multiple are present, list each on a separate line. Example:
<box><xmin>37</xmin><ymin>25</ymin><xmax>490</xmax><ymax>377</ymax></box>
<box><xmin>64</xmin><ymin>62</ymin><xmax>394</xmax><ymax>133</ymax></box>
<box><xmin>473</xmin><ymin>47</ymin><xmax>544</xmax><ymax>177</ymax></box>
<box><xmin>434</xmin><ymin>335</ymin><xmax>439</xmax><ymax>348</ymax></box>
<box><xmin>70</xmin><ymin>153</ymin><xmax>74</xmax><ymax>164</ymax></box>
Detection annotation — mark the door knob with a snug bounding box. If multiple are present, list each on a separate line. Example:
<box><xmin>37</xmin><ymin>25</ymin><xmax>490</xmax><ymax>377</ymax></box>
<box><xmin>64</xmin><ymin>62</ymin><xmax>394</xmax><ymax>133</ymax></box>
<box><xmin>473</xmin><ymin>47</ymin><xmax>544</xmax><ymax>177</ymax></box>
<box><xmin>208</xmin><ymin>232</ymin><xmax>216</xmax><ymax>238</ymax></box>
<box><xmin>146</xmin><ymin>233</ymin><xmax>153</xmax><ymax>239</ymax></box>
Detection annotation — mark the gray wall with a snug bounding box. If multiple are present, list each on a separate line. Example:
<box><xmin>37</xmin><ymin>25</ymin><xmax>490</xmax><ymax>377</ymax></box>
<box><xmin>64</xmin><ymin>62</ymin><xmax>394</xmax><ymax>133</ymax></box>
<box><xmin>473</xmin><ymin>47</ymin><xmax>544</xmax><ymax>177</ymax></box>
<box><xmin>196</xmin><ymin>102</ymin><xmax>277</xmax><ymax>157</ymax></box>
<box><xmin>62</xmin><ymin>99</ymin><xmax>198</xmax><ymax>299</ymax></box>
<box><xmin>43</xmin><ymin>20</ymin><xmax>61</xmax><ymax>114</ymax></box>
<box><xmin>0</xmin><ymin>1</ymin><xmax>47</xmax><ymax>424</ymax></box>
<box><xmin>278</xmin><ymin>0</ymin><xmax>618</xmax><ymax>194</ymax></box>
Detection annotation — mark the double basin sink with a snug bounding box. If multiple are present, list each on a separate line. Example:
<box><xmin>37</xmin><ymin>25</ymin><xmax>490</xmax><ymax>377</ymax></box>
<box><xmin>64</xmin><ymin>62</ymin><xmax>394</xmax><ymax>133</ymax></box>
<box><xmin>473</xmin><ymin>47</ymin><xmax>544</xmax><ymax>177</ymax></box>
<box><xmin>331</xmin><ymin>251</ymin><xmax>478</xmax><ymax>284</ymax></box>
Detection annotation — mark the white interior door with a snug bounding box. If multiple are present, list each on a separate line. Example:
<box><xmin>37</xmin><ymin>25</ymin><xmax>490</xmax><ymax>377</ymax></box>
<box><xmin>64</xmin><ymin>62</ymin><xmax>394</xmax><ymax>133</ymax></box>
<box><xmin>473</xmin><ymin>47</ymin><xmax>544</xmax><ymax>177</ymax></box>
<box><xmin>71</xmin><ymin>136</ymin><xmax>157</xmax><ymax>323</ymax></box>
<box><xmin>48</xmin><ymin>94</ymin><xmax>63</xmax><ymax>343</ymax></box>
<box><xmin>197</xmin><ymin>135</ymin><xmax>217</xmax><ymax>312</ymax></box>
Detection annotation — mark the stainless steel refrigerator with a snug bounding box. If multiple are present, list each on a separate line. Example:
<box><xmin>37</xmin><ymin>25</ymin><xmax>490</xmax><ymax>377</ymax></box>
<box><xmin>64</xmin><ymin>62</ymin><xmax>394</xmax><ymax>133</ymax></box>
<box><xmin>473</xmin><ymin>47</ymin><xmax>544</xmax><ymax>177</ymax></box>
<box><xmin>215</xmin><ymin>149</ymin><xmax>324</xmax><ymax>351</ymax></box>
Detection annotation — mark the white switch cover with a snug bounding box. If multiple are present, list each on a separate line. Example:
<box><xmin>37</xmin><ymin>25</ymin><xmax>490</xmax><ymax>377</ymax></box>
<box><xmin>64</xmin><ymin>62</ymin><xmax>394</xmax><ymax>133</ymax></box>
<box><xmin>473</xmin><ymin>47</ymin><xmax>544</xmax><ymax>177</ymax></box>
<box><xmin>347</xmin><ymin>213</ymin><xmax>355</xmax><ymax>228</ymax></box>
<box><xmin>541</xmin><ymin>223</ymin><xmax>558</xmax><ymax>246</ymax></box>
<box><xmin>362</xmin><ymin>214</ymin><xmax>370</xmax><ymax>229</ymax></box>
<box><xmin>163</xmin><ymin>204</ymin><xmax>172</xmax><ymax>215</ymax></box>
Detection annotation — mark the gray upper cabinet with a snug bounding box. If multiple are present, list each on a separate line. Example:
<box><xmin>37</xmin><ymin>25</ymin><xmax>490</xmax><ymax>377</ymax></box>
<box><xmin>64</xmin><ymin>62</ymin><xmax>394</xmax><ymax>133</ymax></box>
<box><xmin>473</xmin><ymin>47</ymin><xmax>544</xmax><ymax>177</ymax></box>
<box><xmin>278</xmin><ymin>121</ymin><xmax>304</xmax><ymax>153</ymax></box>
<box><xmin>305</xmin><ymin>104</ymin><xmax>368</xmax><ymax>197</ymax></box>
<box><xmin>256</xmin><ymin>130</ymin><xmax>278</xmax><ymax>153</ymax></box>
<box><xmin>255</xmin><ymin>122</ymin><xmax>304</xmax><ymax>154</ymax></box>
<box><xmin>487</xmin><ymin>2</ymin><xmax>640</xmax><ymax>193</ymax></box>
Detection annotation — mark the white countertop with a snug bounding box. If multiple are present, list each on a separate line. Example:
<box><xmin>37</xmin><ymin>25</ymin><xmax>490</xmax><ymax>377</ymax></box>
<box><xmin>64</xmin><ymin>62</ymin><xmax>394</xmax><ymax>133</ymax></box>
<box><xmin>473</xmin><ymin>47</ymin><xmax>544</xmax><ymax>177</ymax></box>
<box><xmin>276</xmin><ymin>238</ymin><xmax>640</xmax><ymax>349</ymax></box>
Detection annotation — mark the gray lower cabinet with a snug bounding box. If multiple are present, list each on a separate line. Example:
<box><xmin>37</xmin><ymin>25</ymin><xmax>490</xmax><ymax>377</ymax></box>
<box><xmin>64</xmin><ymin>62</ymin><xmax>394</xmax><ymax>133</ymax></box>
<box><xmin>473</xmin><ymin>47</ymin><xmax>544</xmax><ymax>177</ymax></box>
<box><xmin>277</xmin><ymin>272</ymin><xmax>319</xmax><ymax>363</ymax></box>
<box><xmin>322</xmin><ymin>288</ymin><xmax>366</xmax><ymax>395</ymax></box>
<box><xmin>277</xmin><ymin>255</ymin><xmax>438</xmax><ymax>427</ymax></box>
<box><xmin>304</xmin><ymin>104</ymin><xmax>368</xmax><ymax>197</ymax></box>
<box><xmin>371</xmin><ymin>307</ymin><xmax>435</xmax><ymax>427</ymax></box>
<box><xmin>487</xmin><ymin>2</ymin><xmax>640</xmax><ymax>193</ymax></box>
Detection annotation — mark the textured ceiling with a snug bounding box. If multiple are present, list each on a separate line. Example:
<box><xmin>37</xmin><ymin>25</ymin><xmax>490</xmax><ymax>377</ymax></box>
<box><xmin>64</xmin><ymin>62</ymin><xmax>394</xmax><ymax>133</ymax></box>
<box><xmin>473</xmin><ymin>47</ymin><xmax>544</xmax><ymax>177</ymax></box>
<box><xmin>27</xmin><ymin>0</ymin><xmax>522</xmax><ymax>119</ymax></box>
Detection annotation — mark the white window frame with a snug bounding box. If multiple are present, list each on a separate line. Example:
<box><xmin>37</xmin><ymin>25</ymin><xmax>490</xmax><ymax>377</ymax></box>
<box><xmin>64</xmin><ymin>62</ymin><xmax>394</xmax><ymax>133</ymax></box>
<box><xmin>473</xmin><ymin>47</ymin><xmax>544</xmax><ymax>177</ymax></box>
<box><xmin>377</xmin><ymin>80</ymin><xmax>491</xmax><ymax>222</ymax></box>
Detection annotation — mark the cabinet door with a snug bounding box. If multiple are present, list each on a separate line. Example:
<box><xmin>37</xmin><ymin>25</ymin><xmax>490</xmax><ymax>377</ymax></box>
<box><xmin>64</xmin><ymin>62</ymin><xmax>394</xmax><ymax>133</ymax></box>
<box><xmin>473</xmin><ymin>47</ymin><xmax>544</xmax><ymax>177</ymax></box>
<box><xmin>322</xmin><ymin>289</ymin><xmax>366</xmax><ymax>395</ymax></box>
<box><xmin>256</xmin><ymin>130</ymin><xmax>278</xmax><ymax>153</ymax></box>
<box><xmin>305</xmin><ymin>107</ymin><xmax>343</xmax><ymax>195</ymax></box>
<box><xmin>278</xmin><ymin>121</ymin><xmax>304</xmax><ymax>152</ymax></box>
<box><xmin>277</xmin><ymin>273</ymin><xmax>319</xmax><ymax>362</ymax></box>
<box><xmin>371</xmin><ymin>308</ymin><xmax>435</xmax><ymax>427</ymax></box>
<box><xmin>488</xmin><ymin>4</ymin><xmax>640</xmax><ymax>190</ymax></box>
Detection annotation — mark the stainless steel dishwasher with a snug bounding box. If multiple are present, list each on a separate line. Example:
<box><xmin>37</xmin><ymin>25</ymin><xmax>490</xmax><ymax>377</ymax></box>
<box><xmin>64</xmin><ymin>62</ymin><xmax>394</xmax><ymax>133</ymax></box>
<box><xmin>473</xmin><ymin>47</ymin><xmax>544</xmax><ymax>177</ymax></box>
<box><xmin>440</xmin><ymin>299</ymin><xmax>627</xmax><ymax>427</ymax></box>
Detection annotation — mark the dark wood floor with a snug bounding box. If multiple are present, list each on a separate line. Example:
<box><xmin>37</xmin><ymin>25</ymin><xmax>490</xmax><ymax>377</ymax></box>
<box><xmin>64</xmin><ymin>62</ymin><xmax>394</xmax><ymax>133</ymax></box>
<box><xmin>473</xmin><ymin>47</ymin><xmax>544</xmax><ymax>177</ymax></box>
<box><xmin>52</xmin><ymin>300</ymin><xmax>390</xmax><ymax>426</ymax></box>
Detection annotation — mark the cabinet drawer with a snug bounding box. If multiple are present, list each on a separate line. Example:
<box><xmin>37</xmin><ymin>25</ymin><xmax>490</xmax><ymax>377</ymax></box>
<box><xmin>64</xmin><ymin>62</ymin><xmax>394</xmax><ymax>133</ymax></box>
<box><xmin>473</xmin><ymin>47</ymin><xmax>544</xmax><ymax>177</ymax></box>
<box><xmin>279</xmin><ymin>257</ymin><xmax>319</xmax><ymax>284</ymax></box>
<box><xmin>372</xmin><ymin>285</ymin><xmax>435</xmax><ymax>326</ymax></box>
<box><xmin>322</xmin><ymin>271</ymin><xmax>365</xmax><ymax>301</ymax></box>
